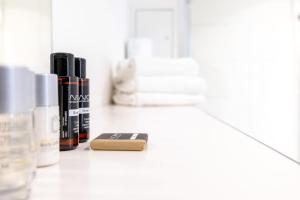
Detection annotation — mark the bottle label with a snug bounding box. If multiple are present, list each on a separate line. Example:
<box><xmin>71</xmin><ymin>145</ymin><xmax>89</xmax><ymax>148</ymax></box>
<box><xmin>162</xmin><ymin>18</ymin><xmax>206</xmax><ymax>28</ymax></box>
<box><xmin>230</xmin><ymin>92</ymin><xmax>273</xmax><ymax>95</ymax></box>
<box><xmin>35</xmin><ymin>109</ymin><xmax>60</xmax><ymax>166</ymax></box>
<box><xmin>39</xmin><ymin>139</ymin><xmax>59</xmax><ymax>152</ymax></box>
<box><xmin>69</xmin><ymin>109</ymin><xmax>79</xmax><ymax>116</ymax></box>
<box><xmin>79</xmin><ymin>79</ymin><xmax>90</xmax><ymax>140</ymax></box>
<box><xmin>51</xmin><ymin>115</ymin><xmax>60</xmax><ymax>133</ymax></box>
<box><xmin>58</xmin><ymin>77</ymin><xmax>79</xmax><ymax>145</ymax></box>
<box><xmin>79</xmin><ymin>108</ymin><xmax>89</xmax><ymax>114</ymax></box>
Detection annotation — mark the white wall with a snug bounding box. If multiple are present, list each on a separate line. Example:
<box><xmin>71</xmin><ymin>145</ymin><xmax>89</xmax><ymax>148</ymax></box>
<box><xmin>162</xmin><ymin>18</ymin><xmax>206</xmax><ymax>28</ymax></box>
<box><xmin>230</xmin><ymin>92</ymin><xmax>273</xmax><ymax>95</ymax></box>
<box><xmin>0</xmin><ymin>0</ymin><xmax>51</xmax><ymax>73</ymax></box>
<box><xmin>191</xmin><ymin>0</ymin><xmax>300</xmax><ymax>162</ymax></box>
<box><xmin>52</xmin><ymin>0</ymin><xmax>128</xmax><ymax>107</ymax></box>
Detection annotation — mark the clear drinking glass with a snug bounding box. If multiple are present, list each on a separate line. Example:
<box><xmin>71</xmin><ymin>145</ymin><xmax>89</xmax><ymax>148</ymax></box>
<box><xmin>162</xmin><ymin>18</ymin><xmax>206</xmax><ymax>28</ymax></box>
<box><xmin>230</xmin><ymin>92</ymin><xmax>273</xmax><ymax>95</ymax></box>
<box><xmin>0</xmin><ymin>113</ymin><xmax>33</xmax><ymax>200</ymax></box>
<box><xmin>0</xmin><ymin>67</ymin><xmax>34</xmax><ymax>200</ymax></box>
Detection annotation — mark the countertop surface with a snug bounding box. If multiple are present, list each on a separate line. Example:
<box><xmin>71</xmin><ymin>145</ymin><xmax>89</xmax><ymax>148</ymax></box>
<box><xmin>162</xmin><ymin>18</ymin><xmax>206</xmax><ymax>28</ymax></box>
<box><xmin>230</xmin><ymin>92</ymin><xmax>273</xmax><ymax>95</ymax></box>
<box><xmin>31</xmin><ymin>106</ymin><xmax>300</xmax><ymax>200</ymax></box>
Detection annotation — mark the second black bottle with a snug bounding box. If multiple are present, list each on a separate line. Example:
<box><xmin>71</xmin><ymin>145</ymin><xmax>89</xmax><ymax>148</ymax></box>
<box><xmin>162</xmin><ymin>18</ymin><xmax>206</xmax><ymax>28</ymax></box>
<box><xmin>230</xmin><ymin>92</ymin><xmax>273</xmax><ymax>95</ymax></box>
<box><xmin>50</xmin><ymin>53</ymin><xmax>79</xmax><ymax>151</ymax></box>
<box><xmin>75</xmin><ymin>57</ymin><xmax>90</xmax><ymax>143</ymax></box>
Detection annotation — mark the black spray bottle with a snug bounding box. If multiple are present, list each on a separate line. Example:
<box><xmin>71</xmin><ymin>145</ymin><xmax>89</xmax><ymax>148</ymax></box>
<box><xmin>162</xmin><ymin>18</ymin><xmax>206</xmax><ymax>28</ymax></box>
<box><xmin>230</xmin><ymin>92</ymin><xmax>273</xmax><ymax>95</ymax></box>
<box><xmin>75</xmin><ymin>57</ymin><xmax>90</xmax><ymax>142</ymax></box>
<box><xmin>50</xmin><ymin>53</ymin><xmax>79</xmax><ymax>151</ymax></box>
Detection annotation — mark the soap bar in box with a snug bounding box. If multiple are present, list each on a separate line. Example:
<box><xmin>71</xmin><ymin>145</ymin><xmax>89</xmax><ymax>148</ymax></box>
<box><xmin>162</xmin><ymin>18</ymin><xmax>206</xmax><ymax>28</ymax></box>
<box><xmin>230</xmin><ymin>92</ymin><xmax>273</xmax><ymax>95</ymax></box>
<box><xmin>90</xmin><ymin>133</ymin><xmax>148</xmax><ymax>151</ymax></box>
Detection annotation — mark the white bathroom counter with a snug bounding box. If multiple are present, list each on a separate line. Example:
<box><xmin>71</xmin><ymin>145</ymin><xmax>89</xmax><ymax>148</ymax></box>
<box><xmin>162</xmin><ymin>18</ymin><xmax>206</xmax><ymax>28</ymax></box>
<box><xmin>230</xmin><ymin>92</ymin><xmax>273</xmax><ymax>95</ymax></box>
<box><xmin>31</xmin><ymin>106</ymin><xmax>300</xmax><ymax>200</ymax></box>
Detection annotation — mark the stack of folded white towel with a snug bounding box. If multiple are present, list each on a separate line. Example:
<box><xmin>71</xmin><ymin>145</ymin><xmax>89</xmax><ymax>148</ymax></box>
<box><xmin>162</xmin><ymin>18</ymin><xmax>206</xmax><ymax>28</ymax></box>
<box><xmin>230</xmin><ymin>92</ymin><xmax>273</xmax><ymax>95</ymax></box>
<box><xmin>112</xmin><ymin>57</ymin><xmax>206</xmax><ymax>106</ymax></box>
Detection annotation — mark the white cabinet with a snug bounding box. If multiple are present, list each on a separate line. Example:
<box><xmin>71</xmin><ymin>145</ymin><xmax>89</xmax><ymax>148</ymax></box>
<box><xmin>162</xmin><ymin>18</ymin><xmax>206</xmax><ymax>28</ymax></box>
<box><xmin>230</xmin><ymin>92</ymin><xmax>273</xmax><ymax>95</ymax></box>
<box><xmin>128</xmin><ymin>0</ymin><xmax>190</xmax><ymax>57</ymax></box>
<box><xmin>135</xmin><ymin>9</ymin><xmax>174</xmax><ymax>57</ymax></box>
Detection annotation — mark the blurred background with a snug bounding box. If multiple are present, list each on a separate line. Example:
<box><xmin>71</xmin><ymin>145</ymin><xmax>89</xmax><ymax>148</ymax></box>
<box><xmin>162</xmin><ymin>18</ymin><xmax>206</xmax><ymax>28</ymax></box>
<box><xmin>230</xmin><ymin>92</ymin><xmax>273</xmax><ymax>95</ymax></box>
<box><xmin>2</xmin><ymin>0</ymin><xmax>299</xmax><ymax>161</ymax></box>
<box><xmin>0</xmin><ymin>0</ymin><xmax>300</xmax><ymax>200</ymax></box>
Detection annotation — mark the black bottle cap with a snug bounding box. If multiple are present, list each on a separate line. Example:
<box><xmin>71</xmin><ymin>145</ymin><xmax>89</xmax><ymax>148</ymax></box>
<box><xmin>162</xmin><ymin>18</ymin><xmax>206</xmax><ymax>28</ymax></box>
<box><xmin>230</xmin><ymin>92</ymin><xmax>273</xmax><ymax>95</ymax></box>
<box><xmin>75</xmin><ymin>57</ymin><xmax>86</xmax><ymax>78</ymax></box>
<box><xmin>50</xmin><ymin>53</ymin><xmax>75</xmax><ymax>77</ymax></box>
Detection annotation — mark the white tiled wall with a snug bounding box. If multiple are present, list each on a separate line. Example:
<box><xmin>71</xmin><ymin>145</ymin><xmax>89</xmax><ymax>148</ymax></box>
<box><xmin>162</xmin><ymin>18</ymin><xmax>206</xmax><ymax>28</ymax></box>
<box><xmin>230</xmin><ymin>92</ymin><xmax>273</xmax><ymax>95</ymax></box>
<box><xmin>191</xmin><ymin>0</ymin><xmax>300</xmax><ymax>162</ymax></box>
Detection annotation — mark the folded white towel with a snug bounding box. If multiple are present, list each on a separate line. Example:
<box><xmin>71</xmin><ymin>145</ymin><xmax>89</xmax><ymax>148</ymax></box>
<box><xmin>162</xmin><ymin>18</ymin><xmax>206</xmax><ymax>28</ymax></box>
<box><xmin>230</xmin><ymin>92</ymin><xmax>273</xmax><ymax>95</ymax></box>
<box><xmin>115</xmin><ymin>76</ymin><xmax>206</xmax><ymax>94</ymax></box>
<box><xmin>114</xmin><ymin>57</ymin><xmax>200</xmax><ymax>82</ymax></box>
<box><xmin>113</xmin><ymin>91</ymin><xmax>205</xmax><ymax>106</ymax></box>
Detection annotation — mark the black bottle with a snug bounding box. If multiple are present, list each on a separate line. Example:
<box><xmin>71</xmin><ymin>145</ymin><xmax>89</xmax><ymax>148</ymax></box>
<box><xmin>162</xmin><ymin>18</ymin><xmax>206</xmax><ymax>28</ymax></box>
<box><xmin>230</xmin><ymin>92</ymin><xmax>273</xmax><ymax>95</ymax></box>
<box><xmin>75</xmin><ymin>57</ymin><xmax>90</xmax><ymax>143</ymax></box>
<box><xmin>50</xmin><ymin>53</ymin><xmax>79</xmax><ymax>151</ymax></box>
